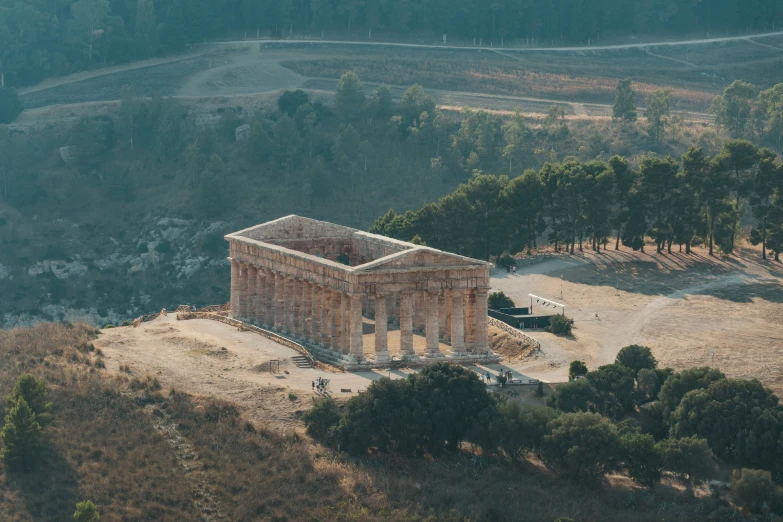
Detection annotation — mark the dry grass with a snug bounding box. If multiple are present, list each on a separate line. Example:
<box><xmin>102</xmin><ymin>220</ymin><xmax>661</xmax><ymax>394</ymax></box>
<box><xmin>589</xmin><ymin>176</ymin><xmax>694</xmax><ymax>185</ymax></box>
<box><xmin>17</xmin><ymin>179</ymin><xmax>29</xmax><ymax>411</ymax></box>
<box><xmin>0</xmin><ymin>323</ymin><xmax>741</xmax><ymax>521</ymax></box>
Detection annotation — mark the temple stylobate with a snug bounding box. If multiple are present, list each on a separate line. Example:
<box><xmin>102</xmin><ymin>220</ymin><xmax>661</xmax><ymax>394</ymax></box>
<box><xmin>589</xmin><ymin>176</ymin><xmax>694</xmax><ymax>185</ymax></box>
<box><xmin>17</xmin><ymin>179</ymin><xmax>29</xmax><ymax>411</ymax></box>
<box><xmin>225</xmin><ymin>215</ymin><xmax>497</xmax><ymax>368</ymax></box>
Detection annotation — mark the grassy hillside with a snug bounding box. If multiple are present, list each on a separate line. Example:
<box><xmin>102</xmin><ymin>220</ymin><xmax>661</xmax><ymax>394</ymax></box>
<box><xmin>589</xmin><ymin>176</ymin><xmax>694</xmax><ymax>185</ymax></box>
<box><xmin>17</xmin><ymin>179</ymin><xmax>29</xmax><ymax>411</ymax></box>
<box><xmin>0</xmin><ymin>323</ymin><xmax>746</xmax><ymax>521</ymax></box>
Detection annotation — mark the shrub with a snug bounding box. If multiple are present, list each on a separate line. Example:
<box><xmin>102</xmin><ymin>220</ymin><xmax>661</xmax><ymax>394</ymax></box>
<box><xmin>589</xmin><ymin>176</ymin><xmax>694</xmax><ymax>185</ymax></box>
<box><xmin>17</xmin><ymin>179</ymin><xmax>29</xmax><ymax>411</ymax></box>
<box><xmin>636</xmin><ymin>368</ymin><xmax>660</xmax><ymax>401</ymax></box>
<box><xmin>0</xmin><ymin>86</ymin><xmax>23</xmax><ymax>124</ymax></box>
<box><xmin>568</xmin><ymin>360</ymin><xmax>588</xmax><ymax>381</ymax></box>
<box><xmin>278</xmin><ymin>89</ymin><xmax>310</xmax><ymax>117</ymax></box>
<box><xmin>669</xmin><ymin>378</ymin><xmax>783</xmax><ymax>469</ymax></box>
<box><xmin>546</xmin><ymin>314</ymin><xmax>572</xmax><ymax>335</ymax></box>
<box><xmin>615</xmin><ymin>344</ymin><xmax>657</xmax><ymax>373</ymax></box>
<box><xmin>731</xmin><ymin>468</ymin><xmax>777</xmax><ymax>513</ymax></box>
<box><xmin>488</xmin><ymin>291</ymin><xmax>514</xmax><ymax>310</ymax></box>
<box><xmin>547</xmin><ymin>379</ymin><xmax>598</xmax><ymax>413</ymax></box>
<box><xmin>540</xmin><ymin>412</ymin><xmax>622</xmax><ymax>486</ymax></box>
<box><xmin>621</xmin><ymin>433</ymin><xmax>662</xmax><ymax>487</ymax></box>
<box><xmin>338</xmin><ymin>363</ymin><xmax>493</xmax><ymax>456</ymax></box>
<box><xmin>1</xmin><ymin>397</ymin><xmax>44</xmax><ymax>471</ymax></box>
<box><xmin>74</xmin><ymin>499</ymin><xmax>100</xmax><ymax>521</ymax></box>
<box><xmin>585</xmin><ymin>364</ymin><xmax>637</xmax><ymax>417</ymax></box>
<box><xmin>658</xmin><ymin>436</ymin><xmax>715</xmax><ymax>485</ymax></box>
<box><xmin>497</xmin><ymin>402</ymin><xmax>558</xmax><ymax>459</ymax></box>
<box><xmin>287</xmin><ymin>391</ymin><xmax>298</xmax><ymax>401</ymax></box>
<box><xmin>658</xmin><ymin>366</ymin><xmax>725</xmax><ymax>416</ymax></box>
<box><xmin>8</xmin><ymin>373</ymin><xmax>52</xmax><ymax>427</ymax></box>
<box><xmin>302</xmin><ymin>397</ymin><xmax>342</xmax><ymax>442</ymax></box>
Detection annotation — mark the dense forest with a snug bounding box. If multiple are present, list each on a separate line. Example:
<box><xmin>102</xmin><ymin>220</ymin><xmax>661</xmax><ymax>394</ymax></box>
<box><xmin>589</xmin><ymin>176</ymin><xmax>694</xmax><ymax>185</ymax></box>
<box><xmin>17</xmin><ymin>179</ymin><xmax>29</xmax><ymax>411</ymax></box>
<box><xmin>2</xmin><ymin>0</ymin><xmax>783</xmax><ymax>88</ymax></box>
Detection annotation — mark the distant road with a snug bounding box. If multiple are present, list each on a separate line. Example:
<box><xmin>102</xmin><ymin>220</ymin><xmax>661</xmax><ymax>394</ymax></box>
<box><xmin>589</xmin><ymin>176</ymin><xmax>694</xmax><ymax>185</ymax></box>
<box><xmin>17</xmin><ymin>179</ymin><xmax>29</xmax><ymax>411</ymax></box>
<box><xmin>216</xmin><ymin>30</ymin><xmax>783</xmax><ymax>53</ymax></box>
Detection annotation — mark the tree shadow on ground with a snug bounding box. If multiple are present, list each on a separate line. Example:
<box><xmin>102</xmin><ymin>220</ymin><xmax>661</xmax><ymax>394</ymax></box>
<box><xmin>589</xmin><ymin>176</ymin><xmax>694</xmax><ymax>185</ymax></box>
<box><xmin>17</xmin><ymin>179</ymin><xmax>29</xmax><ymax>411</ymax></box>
<box><xmin>3</xmin><ymin>444</ymin><xmax>80</xmax><ymax>521</ymax></box>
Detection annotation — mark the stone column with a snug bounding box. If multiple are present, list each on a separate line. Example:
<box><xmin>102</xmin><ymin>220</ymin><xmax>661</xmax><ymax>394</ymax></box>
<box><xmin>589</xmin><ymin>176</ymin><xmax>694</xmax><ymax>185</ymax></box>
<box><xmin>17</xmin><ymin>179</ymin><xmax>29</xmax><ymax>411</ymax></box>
<box><xmin>425</xmin><ymin>290</ymin><xmax>442</xmax><ymax>357</ymax></box>
<box><xmin>274</xmin><ymin>272</ymin><xmax>286</xmax><ymax>331</ymax></box>
<box><xmin>301</xmin><ymin>281</ymin><xmax>312</xmax><ymax>342</ymax></box>
<box><xmin>230</xmin><ymin>259</ymin><xmax>240</xmax><ymax>317</ymax></box>
<box><xmin>340</xmin><ymin>293</ymin><xmax>350</xmax><ymax>354</ymax></box>
<box><xmin>464</xmin><ymin>289</ymin><xmax>476</xmax><ymax>352</ymax></box>
<box><xmin>331</xmin><ymin>291</ymin><xmax>343</xmax><ymax>352</ymax></box>
<box><xmin>474</xmin><ymin>289</ymin><xmax>489</xmax><ymax>352</ymax></box>
<box><xmin>311</xmin><ymin>284</ymin><xmax>322</xmax><ymax>345</ymax></box>
<box><xmin>237</xmin><ymin>262</ymin><xmax>249</xmax><ymax>318</ymax></box>
<box><xmin>264</xmin><ymin>269</ymin><xmax>275</xmax><ymax>328</ymax></box>
<box><xmin>399</xmin><ymin>291</ymin><xmax>415</xmax><ymax>357</ymax></box>
<box><xmin>349</xmin><ymin>293</ymin><xmax>365</xmax><ymax>360</ymax></box>
<box><xmin>449</xmin><ymin>288</ymin><xmax>467</xmax><ymax>355</ymax></box>
<box><xmin>255</xmin><ymin>269</ymin><xmax>266</xmax><ymax>324</ymax></box>
<box><xmin>285</xmin><ymin>276</ymin><xmax>297</xmax><ymax>335</ymax></box>
<box><xmin>323</xmin><ymin>289</ymin><xmax>334</xmax><ymax>348</ymax></box>
<box><xmin>445</xmin><ymin>291</ymin><xmax>452</xmax><ymax>344</ymax></box>
<box><xmin>438</xmin><ymin>291</ymin><xmax>447</xmax><ymax>340</ymax></box>
<box><xmin>289</xmin><ymin>277</ymin><xmax>301</xmax><ymax>337</ymax></box>
<box><xmin>246</xmin><ymin>265</ymin><xmax>258</xmax><ymax>321</ymax></box>
<box><xmin>374</xmin><ymin>293</ymin><xmax>390</xmax><ymax>361</ymax></box>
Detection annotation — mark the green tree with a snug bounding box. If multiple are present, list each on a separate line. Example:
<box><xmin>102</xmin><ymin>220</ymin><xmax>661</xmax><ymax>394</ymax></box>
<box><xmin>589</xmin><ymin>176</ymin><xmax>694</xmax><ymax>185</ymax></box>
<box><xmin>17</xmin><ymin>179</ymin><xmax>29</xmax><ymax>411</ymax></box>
<box><xmin>682</xmin><ymin>146</ymin><xmax>726</xmax><ymax>256</ymax></box>
<box><xmin>546</xmin><ymin>314</ymin><xmax>572</xmax><ymax>336</ymax></box>
<box><xmin>644</xmin><ymin>89</ymin><xmax>670</xmax><ymax>142</ymax></box>
<box><xmin>400</xmin><ymin>84</ymin><xmax>436</xmax><ymax>124</ymax></box>
<box><xmin>670</xmin><ymin>378</ymin><xmax>783</xmax><ymax>469</ymax></box>
<box><xmin>335</xmin><ymin>71</ymin><xmax>365</xmax><ymax>120</ymax></box>
<box><xmin>73</xmin><ymin>499</ymin><xmax>100</xmax><ymax>521</ymax></box>
<box><xmin>636</xmin><ymin>368</ymin><xmax>660</xmax><ymax>401</ymax></box>
<box><xmin>621</xmin><ymin>432</ymin><xmax>662</xmax><ymax>487</ymax></box>
<box><xmin>586</xmin><ymin>364</ymin><xmax>636</xmax><ymax>418</ymax></box>
<box><xmin>67</xmin><ymin>0</ymin><xmax>110</xmax><ymax>63</ymax></box>
<box><xmin>277</xmin><ymin>89</ymin><xmax>310</xmax><ymax>117</ymax></box>
<box><xmin>731</xmin><ymin>468</ymin><xmax>778</xmax><ymax>513</ymax></box>
<box><xmin>497</xmin><ymin>402</ymin><xmax>558</xmax><ymax>460</ymax></box>
<box><xmin>503</xmin><ymin>169</ymin><xmax>543</xmax><ymax>254</ymax></box>
<box><xmin>8</xmin><ymin>374</ymin><xmax>51</xmax><ymax>427</ymax></box>
<box><xmin>658</xmin><ymin>436</ymin><xmax>715</xmax><ymax>485</ymax></box>
<box><xmin>367</xmin><ymin>84</ymin><xmax>393</xmax><ymax>123</ymax></box>
<box><xmin>547</xmin><ymin>378</ymin><xmax>597</xmax><ymax>413</ymax></box>
<box><xmin>568</xmin><ymin>360</ymin><xmax>588</xmax><ymax>381</ymax></box>
<box><xmin>639</xmin><ymin>156</ymin><xmax>679</xmax><ymax>253</ymax></box>
<box><xmin>710</xmin><ymin>80</ymin><xmax>756</xmax><ymax>137</ymax></box>
<box><xmin>609</xmin><ymin>156</ymin><xmax>636</xmax><ymax>250</ymax></box>
<box><xmin>502</xmin><ymin>107</ymin><xmax>532</xmax><ymax>173</ymax></box>
<box><xmin>0</xmin><ymin>86</ymin><xmax>21</xmax><ymax>123</ymax></box>
<box><xmin>0</xmin><ymin>397</ymin><xmax>43</xmax><ymax>471</ymax></box>
<box><xmin>749</xmin><ymin>154</ymin><xmax>783</xmax><ymax>259</ymax></box>
<box><xmin>711</xmin><ymin>139</ymin><xmax>760</xmax><ymax>254</ymax></box>
<box><xmin>302</xmin><ymin>397</ymin><xmax>341</xmax><ymax>442</ymax></box>
<box><xmin>658</xmin><ymin>366</ymin><xmax>725</xmax><ymax>416</ymax></box>
<box><xmin>134</xmin><ymin>0</ymin><xmax>158</xmax><ymax>58</ymax></box>
<box><xmin>613</xmin><ymin>78</ymin><xmax>637</xmax><ymax>122</ymax></box>
<box><xmin>615</xmin><ymin>345</ymin><xmax>656</xmax><ymax>374</ymax></box>
<box><xmin>488</xmin><ymin>291</ymin><xmax>514</xmax><ymax>309</ymax></box>
<box><xmin>541</xmin><ymin>412</ymin><xmax>622</xmax><ymax>486</ymax></box>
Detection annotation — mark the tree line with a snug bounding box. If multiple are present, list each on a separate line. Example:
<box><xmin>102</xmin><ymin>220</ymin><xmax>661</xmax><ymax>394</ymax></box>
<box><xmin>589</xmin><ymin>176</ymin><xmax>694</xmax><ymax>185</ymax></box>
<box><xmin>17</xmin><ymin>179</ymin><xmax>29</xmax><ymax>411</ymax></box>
<box><xmin>370</xmin><ymin>136</ymin><xmax>783</xmax><ymax>260</ymax></box>
<box><xmin>2</xmin><ymin>0</ymin><xmax>782</xmax><ymax>89</ymax></box>
<box><xmin>304</xmin><ymin>353</ymin><xmax>783</xmax><ymax>510</ymax></box>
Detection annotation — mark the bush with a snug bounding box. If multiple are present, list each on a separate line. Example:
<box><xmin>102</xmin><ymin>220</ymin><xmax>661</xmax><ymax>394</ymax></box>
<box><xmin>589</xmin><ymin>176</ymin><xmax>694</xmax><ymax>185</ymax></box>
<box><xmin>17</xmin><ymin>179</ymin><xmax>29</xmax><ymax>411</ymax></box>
<box><xmin>540</xmin><ymin>412</ymin><xmax>622</xmax><ymax>486</ymax></box>
<box><xmin>621</xmin><ymin>433</ymin><xmax>662</xmax><ymax>487</ymax></box>
<box><xmin>497</xmin><ymin>402</ymin><xmax>558</xmax><ymax>460</ymax></box>
<box><xmin>546</xmin><ymin>314</ymin><xmax>572</xmax><ymax>335</ymax></box>
<box><xmin>488</xmin><ymin>291</ymin><xmax>514</xmax><ymax>310</ymax></box>
<box><xmin>658</xmin><ymin>436</ymin><xmax>715</xmax><ymax>485</ymax></box>
<box><xmin>74</xmin><ymin>499</ymin><xmax>100</xmax><ymax>521</ymax></box>
<box><xmin>547</xmin><ymin>379</ymin><xmax>597</xmax><ymax>413</ymax></box>
<box><xmin>731</xmin><ymin>468</ymin><xmax>777</xmax><ymax>513</ymax></box>
<box><xmin>338</xmin><ymin>362</ymin><xmax>493</xmax><ymax>456</ymax></box>
<box><xmin>585</xmin><ymin>364</ymin><xmax>637</xmax><ymax>417</ymax></box>
<box><xmin>658</xmin><ymin>366</ymin><xmax>725</xmax><ymax>416</ymax></box>
<box><xmin>0</xmin><ymin>86</ymin><xmax>23</xmax><ymax>124</ymax></box>
<box><xmin>669</xmin><ymin>378</ymin><xmax>783</xmax><ymax>469</ymax></box>
<box><xmin>302</xmin><ymin>397</ymin><xmax>342</xmax><ymax>442</ymax></box>
<box><xmin>615</xmin><ymin>344</ymin><xmax>657</xmax><ymax>373</ymax></box>
<box><xmin>568</xmin><ymin>360</ymin><xmax>588</xmax><ymax>381</ymax></box>
<box><xmin>0</xmin><ymin>397</ymin><xmax>43</xmax><ymax>471</ymax></box>
<box><xmin>278</xmin><ymin>89</ymin><xmax>310</xmax><ymax>117</ymax></box>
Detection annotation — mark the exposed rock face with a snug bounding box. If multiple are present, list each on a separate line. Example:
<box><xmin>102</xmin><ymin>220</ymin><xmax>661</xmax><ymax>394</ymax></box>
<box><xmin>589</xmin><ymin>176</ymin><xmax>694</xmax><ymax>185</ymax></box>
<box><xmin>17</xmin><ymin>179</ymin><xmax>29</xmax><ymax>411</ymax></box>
<box><xmin>235</xmin><ymin>124</ymin><xmax>251</xmax><ymax>142</ymax></box>
<box><xmin>58</xmin><ymin>146</ymin><xmax>76</xmax><ymax>165</ymax></box>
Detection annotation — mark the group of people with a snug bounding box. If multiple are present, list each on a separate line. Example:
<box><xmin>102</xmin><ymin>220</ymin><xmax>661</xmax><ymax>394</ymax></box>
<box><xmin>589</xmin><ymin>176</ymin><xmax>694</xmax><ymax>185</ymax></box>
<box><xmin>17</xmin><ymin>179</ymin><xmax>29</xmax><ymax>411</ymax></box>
<box><xmin>312</xmin><ymin>377</ymin><xmax>330</xmax><ymax>393</ymax></box>
<box><xmin>480</xmin><ymin>369</ymin><xmax>515</xmax><ymax>384</ymax></box>
<box><xmin>506</xmin><ymin>264</ymin><xmax>517</xmax><ymax>275</ymax></box>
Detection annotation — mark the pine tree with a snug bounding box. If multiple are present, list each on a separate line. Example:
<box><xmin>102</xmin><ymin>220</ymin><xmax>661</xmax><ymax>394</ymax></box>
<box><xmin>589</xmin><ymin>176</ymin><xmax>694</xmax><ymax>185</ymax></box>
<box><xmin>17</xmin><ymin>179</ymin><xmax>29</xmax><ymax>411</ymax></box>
<box><xmin>74</xmin><ymin>499</ymin><xmax>100</xmax><ymax>521</ymax></box>
<box><xmin>1</xmin><ymin>397</ymin><xmax>43</xmax><ymax>471</ymax></box>
<box><xmin>8</xmin><ymin>374</ymin><xmax>51</xmax><ymax>427</ymax></box>
<box><xmin>613</xmin><ymin>79</ymin><xmax>637</xmax><ymax>122</ymax></box>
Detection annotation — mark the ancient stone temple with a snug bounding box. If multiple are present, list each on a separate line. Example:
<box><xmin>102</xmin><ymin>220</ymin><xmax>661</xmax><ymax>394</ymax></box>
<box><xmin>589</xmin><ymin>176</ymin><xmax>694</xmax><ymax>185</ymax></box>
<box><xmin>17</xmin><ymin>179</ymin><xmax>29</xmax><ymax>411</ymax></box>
<box><xmin>225</xmin><ymin>215</ymin><xmax>496</xmax><ymax>368</ymax></box>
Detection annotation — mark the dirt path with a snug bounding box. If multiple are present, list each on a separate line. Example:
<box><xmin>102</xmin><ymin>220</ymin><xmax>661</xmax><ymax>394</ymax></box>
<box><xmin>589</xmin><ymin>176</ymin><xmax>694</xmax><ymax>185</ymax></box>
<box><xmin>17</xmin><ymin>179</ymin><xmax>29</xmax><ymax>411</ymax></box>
<box><xmin>643</xmin><ymin>47</ymin><xmax>698</xmax><ymax>67</ymax></box>
<box><xmin>491</xmin><ymin>247</ymin><xmax>783</xmax><ymax>391</ymax></box>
